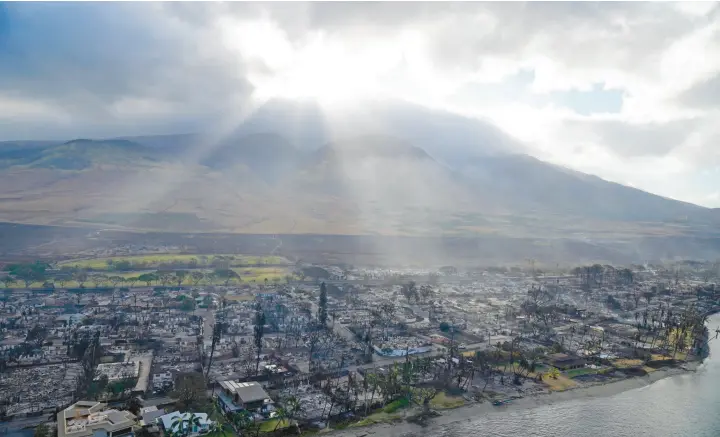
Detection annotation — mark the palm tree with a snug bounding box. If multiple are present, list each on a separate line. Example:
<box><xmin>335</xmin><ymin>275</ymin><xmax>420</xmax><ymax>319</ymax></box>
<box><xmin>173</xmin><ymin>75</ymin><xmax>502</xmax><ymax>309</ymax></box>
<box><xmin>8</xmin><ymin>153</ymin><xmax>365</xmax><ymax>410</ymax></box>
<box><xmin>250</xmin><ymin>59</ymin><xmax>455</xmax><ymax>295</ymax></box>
<box><xmin>187</xmin><ymin>414</ymin><xmax>202</xmax><ymax>436</ymax></box>
<box><xmin>365</xmin><ymin>372</ymin><xmax>379</xmax><ymax>415</ymax></box>
<box><xmin>282</xmin><ymin>396</ymin><xmax>302</xmax><ymax>434</ymax></box>
<box><xmin>272</xmin><ymin>407</ymin><xmax>288</xmax><ymax>431</ymax></box>
<box><xmin>171</xmin><ymin>413</ymin><xmax>201</xmax><ymax>437</ymax></box>
<box><xmin>232</xmin><ymin>411</ymin><xmax>253</xmax><ymax>435</ymax></box>
<box><xmin>170</xmin><ymin>415</ymin><xmax>185</xmax><ymax>437</ymax></box>
<box><xmin>207</xmin><ymin>422</ymin><xmax>230</xmax><ymax>437</ymax></box>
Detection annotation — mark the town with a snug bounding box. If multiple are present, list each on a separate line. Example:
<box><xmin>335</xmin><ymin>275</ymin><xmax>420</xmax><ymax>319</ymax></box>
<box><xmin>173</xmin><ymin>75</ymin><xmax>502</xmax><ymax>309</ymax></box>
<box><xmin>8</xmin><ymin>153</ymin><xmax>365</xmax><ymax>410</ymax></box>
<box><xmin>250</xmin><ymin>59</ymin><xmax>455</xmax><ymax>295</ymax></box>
<box><xmin>1</xmin><ymin>253</ymin><xmax>719</xmax><ymax>437</ymax></box>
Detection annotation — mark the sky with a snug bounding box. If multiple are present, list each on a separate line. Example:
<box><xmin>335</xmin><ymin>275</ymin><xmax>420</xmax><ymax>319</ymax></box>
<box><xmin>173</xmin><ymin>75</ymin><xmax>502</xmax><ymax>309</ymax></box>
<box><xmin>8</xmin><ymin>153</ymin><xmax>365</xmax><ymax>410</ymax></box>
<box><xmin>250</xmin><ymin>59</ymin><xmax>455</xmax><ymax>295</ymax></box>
<box><xmin>1</xmin><ymin>2</ymin><xmax>719</xmax><ymax>207</ymax></box>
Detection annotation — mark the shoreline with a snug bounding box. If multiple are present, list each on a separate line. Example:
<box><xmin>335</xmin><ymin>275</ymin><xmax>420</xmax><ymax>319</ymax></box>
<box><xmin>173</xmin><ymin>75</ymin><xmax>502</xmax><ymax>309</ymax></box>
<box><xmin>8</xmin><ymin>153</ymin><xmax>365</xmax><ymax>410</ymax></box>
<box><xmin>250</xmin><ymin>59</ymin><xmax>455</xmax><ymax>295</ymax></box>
<box><xmin>329</xmin><ymin>360</ymin><xmax>704</xmax><ymax>437</ymax></box>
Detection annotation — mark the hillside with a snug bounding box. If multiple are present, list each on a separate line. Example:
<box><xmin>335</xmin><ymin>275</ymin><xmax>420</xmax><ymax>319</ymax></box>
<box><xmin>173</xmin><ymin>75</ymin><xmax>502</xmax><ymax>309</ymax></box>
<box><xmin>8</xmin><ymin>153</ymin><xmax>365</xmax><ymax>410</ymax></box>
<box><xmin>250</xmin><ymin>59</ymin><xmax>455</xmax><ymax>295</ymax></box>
<box><xmin>456</xmin><ymin>154</ymin><xmax>708</xmax><ymax>222</ymax></box>
<box><xmin>0</xmin><ymin>131</ymin><xmax>717</xmax><ymax>244</ymax></box>
<box><xmin>0</xmin><ymin>138</ymin><xmax>161</xmax><ymax>170</ymax></box>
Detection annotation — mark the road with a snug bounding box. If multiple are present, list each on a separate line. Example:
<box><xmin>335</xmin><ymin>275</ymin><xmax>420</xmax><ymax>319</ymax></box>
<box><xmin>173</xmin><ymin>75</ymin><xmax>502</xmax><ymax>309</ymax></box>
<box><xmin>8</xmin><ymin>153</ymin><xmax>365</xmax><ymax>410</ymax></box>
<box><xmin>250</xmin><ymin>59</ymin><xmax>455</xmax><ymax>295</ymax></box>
<box><xmin>194</xmin><ymin>308</ymin><xmax>215</xmax><ymax>339</ymax></box>
<box><xmin>0</xmin><ymin>415</ymin><xmax>52</xmax><ymax>432</ymax></box>
<box><xmin>307</xmin><ymin>300</ymin><xmax>356</xmax><ymax>343</ymax></box>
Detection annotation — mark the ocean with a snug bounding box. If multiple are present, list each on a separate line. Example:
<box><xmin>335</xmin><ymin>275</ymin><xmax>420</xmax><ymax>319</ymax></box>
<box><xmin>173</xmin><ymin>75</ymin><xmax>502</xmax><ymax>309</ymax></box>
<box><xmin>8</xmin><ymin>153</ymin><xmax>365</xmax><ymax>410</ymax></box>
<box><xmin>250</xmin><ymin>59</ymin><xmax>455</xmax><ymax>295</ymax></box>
<box><xmin>410</xmin><ymin>313</ymin><xmax>720</xmax><ymax>437</ymax></box>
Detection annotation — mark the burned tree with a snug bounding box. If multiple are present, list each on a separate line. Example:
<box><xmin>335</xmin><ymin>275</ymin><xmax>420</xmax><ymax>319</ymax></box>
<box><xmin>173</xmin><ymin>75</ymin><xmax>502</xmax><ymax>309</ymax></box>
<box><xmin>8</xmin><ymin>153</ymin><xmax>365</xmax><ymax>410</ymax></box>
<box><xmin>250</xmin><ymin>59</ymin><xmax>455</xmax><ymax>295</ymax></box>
<box><xmin>254</xmin><ymin>304</ymin><xmax>266</xmax><ymax>375</ymax></box>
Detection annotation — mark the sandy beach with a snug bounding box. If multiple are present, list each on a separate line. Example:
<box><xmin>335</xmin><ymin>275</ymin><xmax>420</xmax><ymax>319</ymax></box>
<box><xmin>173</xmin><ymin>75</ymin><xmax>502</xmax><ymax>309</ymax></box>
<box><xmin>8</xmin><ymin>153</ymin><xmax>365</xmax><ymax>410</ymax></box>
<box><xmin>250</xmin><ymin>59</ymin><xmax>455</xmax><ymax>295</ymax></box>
<box><xmin>329</xmin><ymin>361</ymin><xmax>702</xmax><ymax>437</ymax></box>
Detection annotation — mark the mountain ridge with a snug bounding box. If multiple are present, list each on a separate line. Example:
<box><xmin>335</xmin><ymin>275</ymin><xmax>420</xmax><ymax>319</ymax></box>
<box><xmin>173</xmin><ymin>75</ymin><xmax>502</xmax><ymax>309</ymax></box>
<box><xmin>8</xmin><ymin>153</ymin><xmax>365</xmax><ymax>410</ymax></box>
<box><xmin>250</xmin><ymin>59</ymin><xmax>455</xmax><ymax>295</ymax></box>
<box><xmin>0</xmin><ymin>129</ymin><xmax>716</xmax><ymax>240</ymax></box>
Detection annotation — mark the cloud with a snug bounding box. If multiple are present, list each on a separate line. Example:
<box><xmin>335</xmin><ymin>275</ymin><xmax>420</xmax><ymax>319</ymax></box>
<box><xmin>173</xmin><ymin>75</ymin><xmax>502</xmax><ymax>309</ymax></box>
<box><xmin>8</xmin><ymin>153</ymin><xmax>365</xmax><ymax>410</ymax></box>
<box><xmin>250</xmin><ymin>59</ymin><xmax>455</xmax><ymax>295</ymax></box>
<box><xmin>562</xmin><ymin>117</ymin><xmax>700</xmax><ymax>158</ymax></box>
<box><xmin>0</xmin><ymin>2</ymin><xmax>719</xmax><ymax>207</ymax></box>
<box><xmin>0</xmin><ymin>2</ymin><xmax>253</xmax><ymax>138</ymax></box>
<box><xmin>676</xmin><ymin>74</ymin><xmax>720</xmax><ymax>109</ymax></box>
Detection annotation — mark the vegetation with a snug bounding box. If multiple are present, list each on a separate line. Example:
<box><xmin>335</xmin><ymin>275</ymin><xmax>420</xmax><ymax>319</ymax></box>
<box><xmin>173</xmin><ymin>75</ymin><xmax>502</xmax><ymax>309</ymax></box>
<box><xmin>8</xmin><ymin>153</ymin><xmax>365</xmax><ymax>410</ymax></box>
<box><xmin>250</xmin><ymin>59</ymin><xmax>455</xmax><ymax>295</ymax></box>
<box><xmin>429</xmin><ymin>392</ymin><xmax>464</xmax><ymax>410</ymax></box>
<box><xmin>33</xmin><ymin>424</ymin><xmax>50</xmax><ymax>437</ymax></box>
<box><xmin>259</xmin><ymin>418</ymin><xmax>291</xmax><ymax>432</ymax></box>
<box><xmin>2</xmin><ymin>259</ymin><xmax>293</xmax><ymax>289</ymax></box>
<box><xmin>57</xmin><ymin>254</ymin><xmax>289</xmax><ymax>271</ymax></box>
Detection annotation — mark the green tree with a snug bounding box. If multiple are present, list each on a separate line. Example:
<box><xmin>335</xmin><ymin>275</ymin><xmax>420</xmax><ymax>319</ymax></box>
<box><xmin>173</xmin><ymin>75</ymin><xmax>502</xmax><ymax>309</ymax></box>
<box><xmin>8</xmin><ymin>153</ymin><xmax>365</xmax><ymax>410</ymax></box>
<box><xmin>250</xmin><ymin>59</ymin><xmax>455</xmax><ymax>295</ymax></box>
<box><xmin>232</xmin><ymin>411</ymin><xmax>254</xmax><ymax>435</ymax></box>
<box><xmin>175</xmin><ymin>270</ymin><xmax>188</xmax><ymax>286</ymax></box>
<box><xmin>138</xmin><ymin>273</ymin><xmax>157</xmax><ymax>287</ymax></box>
<box><xmin>207</xmin><ymin>422</ymin><xmax>230</xmax><ymax>437</ymax></box>
<box><xmin>8</xmin><ymin>262</ymin><xmax>48</xmax><ymax>288</ymax></box>
<box><xmin>33</xmin><ymin>424</ymin><xmax>50</xmax><ymax>437</ymax></box>
<box><xmin>179</xmin><ymin>298</ymin><xmax>196</xmax><ymax>312</ymax></box>
<box><xmin>282</xmin><ymin>396</ymin><xmax>302</xmax><ymax>434</ymax></box>
<box><xmin>272</xmin><ymin>407</ymin><xmax>288</xmax><ymax>431</ymax></box>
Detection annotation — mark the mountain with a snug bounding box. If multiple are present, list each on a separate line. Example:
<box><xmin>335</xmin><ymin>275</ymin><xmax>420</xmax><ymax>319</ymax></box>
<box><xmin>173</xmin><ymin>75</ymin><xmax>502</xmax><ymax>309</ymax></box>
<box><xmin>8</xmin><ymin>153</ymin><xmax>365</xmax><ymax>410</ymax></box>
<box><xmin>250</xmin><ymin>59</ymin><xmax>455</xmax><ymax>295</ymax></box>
<box><xmin>0</xmin><ymin>138</ymin><xmax>160</xmax><ymax>170</ymax></box>
<box><xmin>456</xmin><ymin>154</ymin><xmax>708</xmax><ymax>223</ymax></box>
<box><xmin>0</xmin><ymin>100</ymin><xmax>717</xmax><ymax>256</ymax></box>
<box><xmin>290</xmin><ymin>136</ymin><xmax>487</xmax><ymax>215</ymax></box>
<box><xmin>112</xmin><ymin>99</ymin><xmax>525</xmax><ymax>162</ymax></box>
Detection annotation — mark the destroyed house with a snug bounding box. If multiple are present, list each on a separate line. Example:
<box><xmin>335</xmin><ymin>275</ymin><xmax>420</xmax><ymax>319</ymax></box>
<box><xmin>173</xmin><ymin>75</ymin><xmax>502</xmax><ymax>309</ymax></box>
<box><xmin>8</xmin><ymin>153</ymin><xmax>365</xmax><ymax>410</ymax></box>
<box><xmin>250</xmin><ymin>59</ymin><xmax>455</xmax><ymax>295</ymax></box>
<box><xmin>57</xmin><ymin>401</ymin><xmax>136</xmax><ymax>437</ymax></box>
<box><xmin>545</xmin><ymin>353</ymin><xmax>587</xmax><ymax>370</ymax></box>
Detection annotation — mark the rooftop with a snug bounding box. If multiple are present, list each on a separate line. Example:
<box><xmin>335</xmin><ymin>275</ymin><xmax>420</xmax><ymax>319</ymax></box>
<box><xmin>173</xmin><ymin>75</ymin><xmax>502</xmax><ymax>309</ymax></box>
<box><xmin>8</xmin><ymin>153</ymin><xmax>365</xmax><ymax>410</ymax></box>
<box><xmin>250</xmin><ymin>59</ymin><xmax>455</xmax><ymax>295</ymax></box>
<box><xmin>219</xmin><ymin>380</ymin><xmax>271</xmax><ymax>404</ymax></box>
<box><xmin>57</xmin><ymin>401</ymin><xmax>135</xmax><ymax>437</ymax></box>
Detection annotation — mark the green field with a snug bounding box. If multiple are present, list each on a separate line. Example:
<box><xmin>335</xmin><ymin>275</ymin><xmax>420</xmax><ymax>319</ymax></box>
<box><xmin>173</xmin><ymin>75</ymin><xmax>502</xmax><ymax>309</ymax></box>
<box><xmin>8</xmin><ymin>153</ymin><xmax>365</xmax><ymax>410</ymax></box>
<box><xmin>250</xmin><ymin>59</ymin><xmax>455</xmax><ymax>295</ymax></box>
<box><xmin>70</xmin><ymin>267</ymin><xmax>295</xmax><ymax>287</ymax></box>
<box><xmin>4</xmin><ymin>260</ymin><xmax>295</xmax><ymax>288</ymax></box>
<box><xmin>230</xmin><ymin>267</ymin><xmax>290</xmax><ymax>283</ymax></box>
<box><xmin>429</xmin><ymin>392</ymin><xmax>465</xmax><ymax>409</ymax></box>
<box><xmin>57</xmin><ymin>254</ymin><xmax>290</xmax><ymax>270</ymax></box>
<box><xmin>259</xmin><ymin>419</ymin><xmax>291</xmax><ymax>432</ymax></box>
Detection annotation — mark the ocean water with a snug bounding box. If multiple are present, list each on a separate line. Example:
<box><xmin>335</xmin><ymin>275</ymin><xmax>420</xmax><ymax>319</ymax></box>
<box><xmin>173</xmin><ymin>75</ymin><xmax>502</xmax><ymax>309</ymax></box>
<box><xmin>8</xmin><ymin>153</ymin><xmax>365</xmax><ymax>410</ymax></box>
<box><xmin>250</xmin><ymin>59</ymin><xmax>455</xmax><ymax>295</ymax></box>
<box><xmin>417</xmin><ymin>313</ymin><xmax>720</xmax><ymax>437</ymax></box>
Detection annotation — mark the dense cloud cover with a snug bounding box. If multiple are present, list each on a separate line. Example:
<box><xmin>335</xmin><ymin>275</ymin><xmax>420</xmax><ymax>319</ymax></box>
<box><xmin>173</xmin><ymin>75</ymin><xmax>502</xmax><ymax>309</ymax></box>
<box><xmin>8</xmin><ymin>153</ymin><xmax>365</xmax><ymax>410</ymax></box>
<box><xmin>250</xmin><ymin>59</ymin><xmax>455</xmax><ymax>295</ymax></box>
<box><xmin>1</xmin><ymin>2</ymin><xmax>719</xmax><ymax>206</ymax></box>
